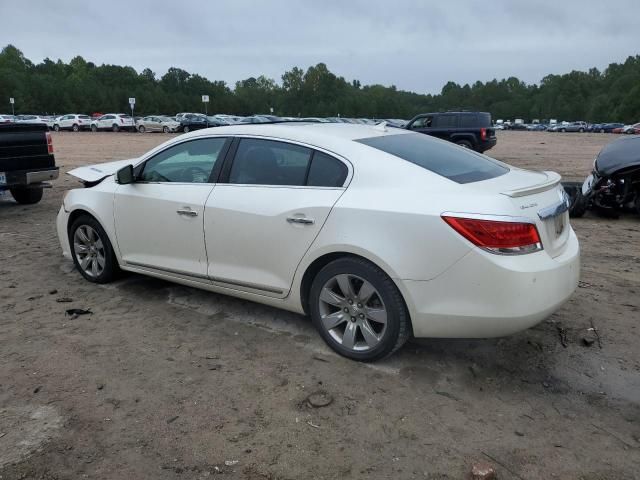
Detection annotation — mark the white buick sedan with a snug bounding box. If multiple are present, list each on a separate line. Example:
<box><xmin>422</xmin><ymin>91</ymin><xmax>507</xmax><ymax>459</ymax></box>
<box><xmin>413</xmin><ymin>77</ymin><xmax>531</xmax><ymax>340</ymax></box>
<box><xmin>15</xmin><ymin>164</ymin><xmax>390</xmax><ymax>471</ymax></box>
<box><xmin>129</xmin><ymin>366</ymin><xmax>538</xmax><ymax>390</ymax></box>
<box><xmin>57</xmin><ymin>123</ymin><xmax>580</xmax><ymax>361</ymax></box>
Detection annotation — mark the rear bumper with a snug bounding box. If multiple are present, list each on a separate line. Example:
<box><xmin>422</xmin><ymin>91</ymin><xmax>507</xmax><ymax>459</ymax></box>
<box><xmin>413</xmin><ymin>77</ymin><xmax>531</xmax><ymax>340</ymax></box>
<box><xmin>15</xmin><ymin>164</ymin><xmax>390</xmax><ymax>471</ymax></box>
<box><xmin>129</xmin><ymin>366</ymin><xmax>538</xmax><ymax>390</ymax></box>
<box><xmin>400</xmin><ymin>229</ymin><xmax>580</xmax><ymax>338</ymax></box>
<box><xmin>478</xmin><ymin>137</ymin><xmax>497</xmax><ymax>152</ymax></box>
<box><xmin>1</xmin><ymin>167</ymin><xmax>59</xmax><ymax>188</ymax></box>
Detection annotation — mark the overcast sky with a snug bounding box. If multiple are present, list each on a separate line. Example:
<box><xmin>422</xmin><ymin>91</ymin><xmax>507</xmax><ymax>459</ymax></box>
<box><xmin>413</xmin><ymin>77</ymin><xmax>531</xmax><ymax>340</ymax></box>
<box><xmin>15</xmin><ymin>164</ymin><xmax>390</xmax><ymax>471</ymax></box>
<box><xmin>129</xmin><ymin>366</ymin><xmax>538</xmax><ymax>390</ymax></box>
<box><xmin>1</xmin><ymin>0</ymin><xmax>639</xmax><ymax>94</ymax></box>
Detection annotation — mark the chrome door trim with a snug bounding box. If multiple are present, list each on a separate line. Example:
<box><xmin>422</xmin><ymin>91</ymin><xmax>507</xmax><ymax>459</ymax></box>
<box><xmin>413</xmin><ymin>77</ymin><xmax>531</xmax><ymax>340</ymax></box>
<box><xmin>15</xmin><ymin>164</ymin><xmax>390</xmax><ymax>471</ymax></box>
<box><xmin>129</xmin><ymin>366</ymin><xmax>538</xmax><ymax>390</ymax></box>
<box><xmin>210</xmin><ymin>276</ymin><xmax>284</xmax><ymax>295</ymax></box>
<box><xmin>125</xmin><ymin>261</ymin><xmax>209</xmax><ymax>280</ymax></box>
<box><xmin>126</xmin><ymin>261</ymin><xmax>284</xmax><ymax>295</ymax></box>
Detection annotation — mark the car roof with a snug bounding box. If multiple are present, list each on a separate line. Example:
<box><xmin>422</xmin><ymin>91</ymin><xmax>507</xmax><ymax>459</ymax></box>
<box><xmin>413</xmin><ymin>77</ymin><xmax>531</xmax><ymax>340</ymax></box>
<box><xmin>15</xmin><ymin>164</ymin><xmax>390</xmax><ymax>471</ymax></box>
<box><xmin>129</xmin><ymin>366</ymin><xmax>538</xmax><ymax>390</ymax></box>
<box><xmin>182</xmin><ymin>122</ymin><xmax>411</xmax><ymax>144</ymax></box>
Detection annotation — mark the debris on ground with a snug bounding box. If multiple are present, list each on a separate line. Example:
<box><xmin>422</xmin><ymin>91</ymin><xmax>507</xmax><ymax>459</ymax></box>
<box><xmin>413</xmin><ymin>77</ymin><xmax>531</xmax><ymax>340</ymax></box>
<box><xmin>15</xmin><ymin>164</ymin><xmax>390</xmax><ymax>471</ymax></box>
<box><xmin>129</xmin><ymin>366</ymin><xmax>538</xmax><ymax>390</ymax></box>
<box><xmin>556</xmin><ymin>325</ymin><xmax>568</xmax><ymax>347</ymax></box>
<box><xmin>306</xmin><ymin>390</ymin><xmax>333</xmax><ymax>408</ymax></box>
<box><xmin>470</xmin><ymin>461</ymin><xmax>496</xmax><ymax>479</ymax></box>
<box><xmin>56</xmin><ymin>297</ymin><xmax>73</xmax><ymax>303</ymax></box>
<box><xmin>65</xmin><ymin>308</ymin><xmax>92</xmax><ymax>317</ymax></box>
<box><xmin>48</xmin><ymin>289</ymin><xmax>58</xmax><ymax>295</ymax></box>
<box><xmin>589</xmin><ymin>320</ymin><xmax>603</xmax><ymax>348</ymax></box>
<box><xmin>224</xmin><ymin>460</ymin><xmax>238</xmax><ymax>467</ymax></box>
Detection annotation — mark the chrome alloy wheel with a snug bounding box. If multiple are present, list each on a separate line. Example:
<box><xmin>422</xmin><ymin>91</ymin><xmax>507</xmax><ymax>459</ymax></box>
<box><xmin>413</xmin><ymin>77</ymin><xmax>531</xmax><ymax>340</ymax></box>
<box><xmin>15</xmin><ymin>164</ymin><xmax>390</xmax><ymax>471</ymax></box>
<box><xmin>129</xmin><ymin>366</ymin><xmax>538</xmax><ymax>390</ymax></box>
<box><xmin>318</xmin><ymin>274</ymin><xmax>387</xmax><ymax>351</ymax></box>
<box><xmin>73</xmin><ymin>225</ymin><xmax>106</xmax><ymax>278</ymax></box>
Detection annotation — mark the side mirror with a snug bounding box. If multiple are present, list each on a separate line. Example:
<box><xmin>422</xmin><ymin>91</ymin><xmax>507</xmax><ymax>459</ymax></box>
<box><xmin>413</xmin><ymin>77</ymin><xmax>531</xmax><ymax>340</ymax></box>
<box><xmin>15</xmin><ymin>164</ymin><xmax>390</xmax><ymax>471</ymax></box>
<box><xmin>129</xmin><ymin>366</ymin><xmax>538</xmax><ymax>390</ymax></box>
<box><xmin>116</xmin><ymin>164</ymin><xmax>134</xmax><ymax>184</ymax></box>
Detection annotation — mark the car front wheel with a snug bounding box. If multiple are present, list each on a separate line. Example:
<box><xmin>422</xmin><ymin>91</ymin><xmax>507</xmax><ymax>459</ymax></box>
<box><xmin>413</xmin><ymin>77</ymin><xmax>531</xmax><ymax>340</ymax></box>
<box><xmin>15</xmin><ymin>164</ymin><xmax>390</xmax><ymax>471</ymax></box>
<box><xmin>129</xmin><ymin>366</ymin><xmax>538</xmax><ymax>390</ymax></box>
<box><xmin>69</xmin><ymin>215</ymin><xmax>118</xmax><ymax>283</ymax></box>
<box><xmin>309</xmin><ymin>257</ymin><xmax>410</xmax><ymax>361</ymax></box>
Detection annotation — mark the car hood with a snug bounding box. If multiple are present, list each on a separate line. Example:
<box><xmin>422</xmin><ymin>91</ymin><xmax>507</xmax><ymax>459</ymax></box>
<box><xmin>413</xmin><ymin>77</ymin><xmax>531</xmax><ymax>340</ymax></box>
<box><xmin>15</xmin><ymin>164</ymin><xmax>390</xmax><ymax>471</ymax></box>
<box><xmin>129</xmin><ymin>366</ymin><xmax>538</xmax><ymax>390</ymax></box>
<box><xmin>67</xmin><ymin>158</ymin><xmax>137</xmax><ymax>183</ymax></box>
<box><xmin>596</xmin><ymin>136</ymin><xmax>640</xmax><ymax>176</ymax></box>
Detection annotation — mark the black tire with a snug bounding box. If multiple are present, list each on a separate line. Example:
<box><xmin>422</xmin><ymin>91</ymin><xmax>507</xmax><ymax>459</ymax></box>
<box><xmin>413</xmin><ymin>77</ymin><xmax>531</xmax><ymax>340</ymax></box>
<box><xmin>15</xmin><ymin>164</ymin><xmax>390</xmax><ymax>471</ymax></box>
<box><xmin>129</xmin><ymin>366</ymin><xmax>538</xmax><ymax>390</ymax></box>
<box><xmin>138</xmin><ymin>125</ymin><xmax>145</xmax><ymax>133</ymax></box>
<box><xmin>600</xmin><ymin>128</ymin><xmax>605</xmax><ymax>133</ymax></box>
<box><xmin>579</xmin><ymin>128</ymin><xmax>584</xmax><ymax>133</ymax></box>
<box><xmin>112</xmin><ymin>124</ymin><xmax>119</xmax><ymax>132</ymax></box>
<box><xmin>53</xmin><ymin>124</ymin><xmax>60</xmax><ymax>132</ymax></box>
<box><xmin>10</xmin><ymin>186</ymin><xmax>43</xmax><ymax>205</ymax></box>
<box><xmin>561</xmin><ymin>128</ymin><xmax>566</xmax><ymax>132</ymax></box>
<box><xmin>183</xmin><ymin>125</ymin><xmax>190</xmax><ymax>133</ymax></box>
<box><xmin>309</xmin><ymin>257</ymin><xmax>411</xmax><ymax>362</ymax></box>
<box><xmin>91</xmin><ymin>124</ymin><xmax>97</xmax><ymax>132</ymax></box>
<box><xmin>455</xmin><ymin>140</ymin><xmax>473</xmax><ymax>149</ymax></box>
<box><xmin>72</xmin><ymin>124</ymin><xmax>79</xmax><ymax>132</ymax></box>
<box><xmin>69</xmin><ymin>214</ymin><xmax>119</xmax><ymax>284</ymax></box>
<box><xmin>163</xmin><ymin>126</ymin><xmax>169</xmax><ymax>133</ymax></box>
<box><xmin>563</xmin><ymin>182</ymin><xmax>587</xmax><ymax>218</ymax></box>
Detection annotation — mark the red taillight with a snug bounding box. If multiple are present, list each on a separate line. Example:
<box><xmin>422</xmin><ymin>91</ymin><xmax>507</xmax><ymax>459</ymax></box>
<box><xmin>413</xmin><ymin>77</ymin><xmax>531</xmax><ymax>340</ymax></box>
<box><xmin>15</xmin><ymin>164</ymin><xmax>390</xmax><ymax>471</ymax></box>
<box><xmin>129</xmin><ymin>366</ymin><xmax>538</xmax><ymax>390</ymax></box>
<box><xmin>45</xmin><ymin>132</ymin><xmax>54</xmax><ymax>154</ymax></box>
<box><xmin>442</xmin><ymin>216</ymin><xmax>542</xmax><ymax>254</ymax></box>
<box><xmin>480</xmin><ymin>127</ymin><xmax>487</xmax><ymax>140</ymax></box>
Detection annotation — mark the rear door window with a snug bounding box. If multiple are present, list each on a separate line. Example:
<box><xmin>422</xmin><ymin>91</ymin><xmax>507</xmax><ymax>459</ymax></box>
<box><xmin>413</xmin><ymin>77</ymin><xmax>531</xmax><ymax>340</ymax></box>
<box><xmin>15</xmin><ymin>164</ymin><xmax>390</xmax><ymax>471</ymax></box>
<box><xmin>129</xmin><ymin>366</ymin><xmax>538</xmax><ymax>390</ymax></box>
<box><xmin>228</xmin><ymin>138</ymin><xmax>312</xmax><ymax>186</ymax></box>
<box><xmin>356</xmin><ymin>133</ymin><xmax>508</xmax><ymax>184</ymax></box>
<box><xmin>458</xmin><ymin>114</ymin><xmax>478</xmax><ymax>128</ymax></box>
<box><xmin>307</xmin><ymin>151</ymin><xmax>348</xmax><ymax>187</ymax></box>
<box><xmin>434</xmin><ymin>114</ymin><xmax>457</xmax><ymax>128</ymax></box>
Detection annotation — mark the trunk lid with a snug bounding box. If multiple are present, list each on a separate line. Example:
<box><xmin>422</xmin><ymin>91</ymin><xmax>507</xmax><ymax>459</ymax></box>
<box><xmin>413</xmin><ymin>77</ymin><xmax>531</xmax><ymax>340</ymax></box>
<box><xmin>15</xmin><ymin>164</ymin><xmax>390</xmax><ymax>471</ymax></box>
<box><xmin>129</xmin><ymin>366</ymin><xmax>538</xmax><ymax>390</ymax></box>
<box><xmin>470</xmin><ymin>168</ymin><xmax>570</xmax><ymax>258</ymax></box>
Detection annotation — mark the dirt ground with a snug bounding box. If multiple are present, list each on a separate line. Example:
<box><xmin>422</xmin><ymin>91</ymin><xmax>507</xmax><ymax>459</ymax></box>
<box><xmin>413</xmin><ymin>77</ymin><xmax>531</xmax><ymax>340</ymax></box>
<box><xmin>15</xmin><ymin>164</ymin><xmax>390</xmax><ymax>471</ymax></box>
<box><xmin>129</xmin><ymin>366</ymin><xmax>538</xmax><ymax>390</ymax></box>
<box><xmin>1</xmin><ymin>131</ymin><xmax>638</xmax><ymax>479</ymax></box>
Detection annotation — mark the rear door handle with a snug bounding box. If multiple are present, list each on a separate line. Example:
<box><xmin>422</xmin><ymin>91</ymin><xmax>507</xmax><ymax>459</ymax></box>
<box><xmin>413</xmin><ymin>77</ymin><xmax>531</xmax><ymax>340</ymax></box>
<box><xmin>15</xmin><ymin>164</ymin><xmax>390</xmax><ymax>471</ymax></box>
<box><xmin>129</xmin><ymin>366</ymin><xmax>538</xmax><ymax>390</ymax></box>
<box><xmin>287</xmin><ymin>216</ymin><xmax>314</xmax><ymax>225</ymax></box>
<box><xmin>177</xmin><ymin>208</ymin><xmax>198</xmax><ymax>217</ymax></box>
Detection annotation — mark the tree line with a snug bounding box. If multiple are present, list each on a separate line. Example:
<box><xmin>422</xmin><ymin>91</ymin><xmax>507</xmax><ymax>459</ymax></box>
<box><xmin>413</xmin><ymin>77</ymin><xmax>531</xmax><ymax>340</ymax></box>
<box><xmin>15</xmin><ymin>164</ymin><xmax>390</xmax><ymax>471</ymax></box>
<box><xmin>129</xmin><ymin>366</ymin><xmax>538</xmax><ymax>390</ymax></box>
<box><xmin>1</xmin><ymin>44</ymin><xmax>639</xmax><ymax>123</ymax></box>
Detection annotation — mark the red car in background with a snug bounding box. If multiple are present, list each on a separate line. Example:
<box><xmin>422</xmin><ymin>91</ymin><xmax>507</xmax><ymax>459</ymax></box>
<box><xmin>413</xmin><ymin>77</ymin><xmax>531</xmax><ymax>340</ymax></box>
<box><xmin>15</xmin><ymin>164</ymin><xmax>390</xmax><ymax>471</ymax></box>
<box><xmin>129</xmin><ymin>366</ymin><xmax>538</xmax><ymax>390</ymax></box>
<box><xmin>613</xmin><ymin>123</ymin><xmax>640</xmax><ymax>134</ymax></box>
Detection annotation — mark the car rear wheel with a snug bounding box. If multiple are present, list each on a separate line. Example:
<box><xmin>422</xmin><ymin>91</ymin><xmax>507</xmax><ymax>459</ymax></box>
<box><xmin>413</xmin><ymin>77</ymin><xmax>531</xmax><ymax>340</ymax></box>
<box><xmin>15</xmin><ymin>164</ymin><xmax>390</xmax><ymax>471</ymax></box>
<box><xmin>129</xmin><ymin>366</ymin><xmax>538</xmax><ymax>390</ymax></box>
<box><xmin>309</xmin><ymin>257</ymin><xmax>410</xmax><ymax>361</ymax></box>
<box><xmin>10</xmin><ymin>186</ymin><xmax>43</xmax><ymax>205</ymax></box>
<box><xmin>138</xmin><ymin>125</ymin><xmax>146</xmax><ymax>133</ymax></box>
<box><xmin>72</xmin><ymin>124</ymin><xmax>79</xmax><ymax>132</ymax></box>
<box><xmin>91</xmin><ymin>124</ymin><xmax>97</xmax><ymax>132</ymax></box>
<box><xmin>183</xmin><ymin>125</ymin><xmax>190</xmax><ymax>133</ymax></box>
<box><xmin>163</xmin><ymin>126</ymin><xmax>169</xmax><ymax>133</ymax></box>
<box><xmin>112</xmin><ymin>124</ymin><xmax>119</xmax><ymax>132</ymax></box>
<box><xmin>579</xmin><ymin>128</ymin><xmax>584</xmax><ymax>133</ymax></box>
<box><xmin>69</xmin><ymin>215</ymin><xmax>118</xmax><ymax>284</ymax></box>
<box><xmin>455</xmin><ymin>140</ymin><xmax>473</xmax><ymax>149</ymax></box>
<box><xmin>53</xmin><ymin>124</ymin><xmax>60</xmax><ymax>132</ymax></box>
<box><xmin>600</xmin><ymin>128</ymin><xmax>605</xmax><ymax>133</ymax></box>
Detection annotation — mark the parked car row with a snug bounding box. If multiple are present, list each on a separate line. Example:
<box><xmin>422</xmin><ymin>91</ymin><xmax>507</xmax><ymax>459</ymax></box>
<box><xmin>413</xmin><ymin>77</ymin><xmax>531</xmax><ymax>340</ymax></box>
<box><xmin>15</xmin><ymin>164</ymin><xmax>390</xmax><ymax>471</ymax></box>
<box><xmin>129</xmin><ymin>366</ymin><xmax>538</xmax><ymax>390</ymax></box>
<box><xmin>494</xmin><ymin>120</ymin><xmax>639</xmax><ymax>133</ymax></box>
<box><xmin>0</xmin><ymin>113</ymin><xmax>409</xmax><ymax>133</ymax></box>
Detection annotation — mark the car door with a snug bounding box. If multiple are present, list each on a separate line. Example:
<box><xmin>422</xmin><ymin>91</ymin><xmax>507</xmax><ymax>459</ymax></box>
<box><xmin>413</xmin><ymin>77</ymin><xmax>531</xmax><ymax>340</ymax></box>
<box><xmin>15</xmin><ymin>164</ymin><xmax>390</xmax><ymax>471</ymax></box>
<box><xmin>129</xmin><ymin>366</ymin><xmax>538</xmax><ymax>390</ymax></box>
<box><xmin>204</xmin><ymin>137</ymin><xmax>349</xmax><ymax>297</ymax></box>
<box><xmin>60</xmin><ymin>115</ymin><xmax>72</xmax><ymax>129</ymax></box>
<box><xmin>113</xmin><ymin>136</ymin><xmax>230</xmax><ymax>277</ymax></box>
<box><xmin>97</xmin><ymin>115</ymin><xmax>109</xmax><ymax>129</ymax></box>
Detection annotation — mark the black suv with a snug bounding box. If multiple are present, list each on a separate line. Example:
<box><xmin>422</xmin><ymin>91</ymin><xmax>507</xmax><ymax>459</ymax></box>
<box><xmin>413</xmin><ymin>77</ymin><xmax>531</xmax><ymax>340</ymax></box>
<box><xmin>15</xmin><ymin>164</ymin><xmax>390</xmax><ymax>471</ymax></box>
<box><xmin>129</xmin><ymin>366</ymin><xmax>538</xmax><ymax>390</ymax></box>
<box><xmin>405</xmin><ymin>111</ymin><xmax>497</xmax><ymax>153</ymax></box>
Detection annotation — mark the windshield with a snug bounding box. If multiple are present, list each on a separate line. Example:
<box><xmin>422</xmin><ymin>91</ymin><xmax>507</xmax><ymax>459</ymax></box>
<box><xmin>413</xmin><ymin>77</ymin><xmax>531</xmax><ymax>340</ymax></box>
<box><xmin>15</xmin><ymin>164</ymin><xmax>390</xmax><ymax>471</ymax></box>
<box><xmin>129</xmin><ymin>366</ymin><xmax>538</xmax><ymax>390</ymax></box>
<box><xmin>356</xmin><ymin>133</ymin><xmax>508</xmax><ymax>184</ymax></box>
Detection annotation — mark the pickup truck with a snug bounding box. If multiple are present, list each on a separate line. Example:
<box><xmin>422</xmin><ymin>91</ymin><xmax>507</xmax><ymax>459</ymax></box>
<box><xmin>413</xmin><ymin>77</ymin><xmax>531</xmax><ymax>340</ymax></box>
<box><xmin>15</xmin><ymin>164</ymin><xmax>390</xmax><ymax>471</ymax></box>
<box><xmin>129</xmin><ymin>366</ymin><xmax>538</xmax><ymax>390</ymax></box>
<box><xmin>405</xmin><ymin>111</ymin><xmax>497</xmax><ymax>153</ymax></box>
<box><xmin>0</xmin><ymin>123</ymin><xmax>58</xmax><ymax>204</ymax></box>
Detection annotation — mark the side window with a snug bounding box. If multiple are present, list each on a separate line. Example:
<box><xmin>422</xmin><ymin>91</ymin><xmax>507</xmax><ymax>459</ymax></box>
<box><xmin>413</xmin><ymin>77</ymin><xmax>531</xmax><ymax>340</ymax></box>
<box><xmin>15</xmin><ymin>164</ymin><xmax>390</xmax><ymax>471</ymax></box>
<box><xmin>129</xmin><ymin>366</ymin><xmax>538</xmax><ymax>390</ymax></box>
<box><xmin>140</xmin><ymin>138</ymin><xmax>227</xmax><ymax>183</ymax></box>
<box><xmin>434</xmin><ymin>114</ymin><xmax>457</xmax><ymax>128</ymax></box>
<box><xmin>307</xmin><ymin>152</ymin><xmax>348</xmax><ymax>187</ymax></box>
<box><xmin>228</xmin><ymin>138</ymin><xmax>311</xmax><ymax>186</ymax></box>
<box><xmin>458</xmin><ymin>114</ymin><xmax>477</xmax><ymax>128</ymax></box>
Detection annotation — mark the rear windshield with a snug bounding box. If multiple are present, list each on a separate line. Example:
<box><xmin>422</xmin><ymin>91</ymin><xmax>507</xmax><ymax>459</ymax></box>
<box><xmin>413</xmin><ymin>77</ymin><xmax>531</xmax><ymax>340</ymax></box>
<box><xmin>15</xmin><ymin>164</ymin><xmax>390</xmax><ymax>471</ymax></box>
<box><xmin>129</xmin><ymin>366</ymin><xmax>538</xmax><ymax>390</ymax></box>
<box><xmin>356</xmin><ymin>133</ymin><xmax>508</xmax><ymax>184</ymax></box>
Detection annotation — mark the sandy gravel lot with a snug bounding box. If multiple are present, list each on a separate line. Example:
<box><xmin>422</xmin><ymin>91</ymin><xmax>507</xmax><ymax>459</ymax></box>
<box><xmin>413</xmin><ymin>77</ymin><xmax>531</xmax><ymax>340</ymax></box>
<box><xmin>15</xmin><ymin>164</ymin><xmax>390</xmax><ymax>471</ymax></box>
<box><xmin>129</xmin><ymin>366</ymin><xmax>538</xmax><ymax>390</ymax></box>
<box><xmin>1</xmin><ymin>131</ymin><xmax>639</xmax><ymax>479</ymax></box>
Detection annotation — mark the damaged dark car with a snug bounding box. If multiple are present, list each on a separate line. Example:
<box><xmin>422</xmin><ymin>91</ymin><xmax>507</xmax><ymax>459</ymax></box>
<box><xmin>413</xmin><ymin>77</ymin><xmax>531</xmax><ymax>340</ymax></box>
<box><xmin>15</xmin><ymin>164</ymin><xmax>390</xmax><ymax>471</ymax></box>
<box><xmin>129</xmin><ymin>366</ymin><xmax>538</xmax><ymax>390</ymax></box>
<box><xmin>564</xmin><ymin>136</ymin><xmax>640</xmax><ymax>218</ymax></box>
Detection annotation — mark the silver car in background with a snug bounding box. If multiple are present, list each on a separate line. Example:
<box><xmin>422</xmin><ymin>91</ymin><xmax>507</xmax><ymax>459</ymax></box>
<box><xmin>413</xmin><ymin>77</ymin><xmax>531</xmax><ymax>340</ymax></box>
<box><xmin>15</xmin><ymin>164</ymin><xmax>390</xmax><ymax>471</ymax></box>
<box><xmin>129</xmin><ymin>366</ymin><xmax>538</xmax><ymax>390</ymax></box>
<box><xmin>136</xmin><ymin>115</ymin><xmax>180</xmax><ymax>133</ymax></box>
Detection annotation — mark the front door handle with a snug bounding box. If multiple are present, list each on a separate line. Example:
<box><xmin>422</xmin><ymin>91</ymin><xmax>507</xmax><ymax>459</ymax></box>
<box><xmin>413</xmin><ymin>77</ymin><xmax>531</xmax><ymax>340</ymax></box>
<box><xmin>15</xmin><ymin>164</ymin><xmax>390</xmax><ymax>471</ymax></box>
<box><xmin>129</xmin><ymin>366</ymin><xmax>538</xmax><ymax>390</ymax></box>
<box><xmin>177</xmin><ymin>208</ymin><xmax>198</xmax><ymax>217</ymax></box>
<box><xmin>287</xmin><ymin>216</ymin><xmax>314</xmax><ymax>225</ymax></box>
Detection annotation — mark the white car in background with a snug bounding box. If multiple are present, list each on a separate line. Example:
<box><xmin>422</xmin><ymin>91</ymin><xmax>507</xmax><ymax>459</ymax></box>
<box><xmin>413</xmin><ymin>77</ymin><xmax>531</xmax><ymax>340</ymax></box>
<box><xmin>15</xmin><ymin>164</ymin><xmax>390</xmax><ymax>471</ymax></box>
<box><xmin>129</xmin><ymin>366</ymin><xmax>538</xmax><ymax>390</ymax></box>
<box><xmin>136</xmin><ymin>115</ymin><xmax>180</xmax><ymax>133</ymax></box>
<box><xmin>90</xmin><ymin>113</ymin><xmax>135</xmax><ymax>132</ymax></box>
<box><xmin>0</xmin><ymin>114</ymin><xmax>15</xmax><ymax>123</ymax></box>
<box><xmin>57</xmin><ymin>123</ymin><xmax>580</xmax><ymax>361</ymax></box>
<box><xmin>15</xmin><ymin>115</ymin><xmax>49</xmax><ymax>126</ymax></box>
<box><xmin>53</xmin><ymin>114</ymin><xmax>92</xmax><ymax>131</ymax></box>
